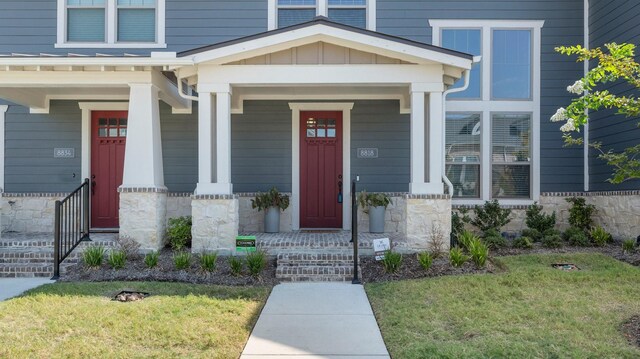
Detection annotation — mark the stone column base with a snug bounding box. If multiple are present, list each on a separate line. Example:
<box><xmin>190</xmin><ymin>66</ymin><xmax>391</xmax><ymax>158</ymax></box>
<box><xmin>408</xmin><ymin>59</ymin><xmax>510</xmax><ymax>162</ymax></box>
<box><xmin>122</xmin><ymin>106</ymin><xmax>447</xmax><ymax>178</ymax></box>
<box><xmin>404</xmin><ymin>194</ymin><xmax>452</xmax><ymax>252</ymax></box>
<box><xmin>191</xmin><ymin>195</ymin><xmax>239</xmax><ymax>254</ymax></box>
<box><xmin>118</xmin><ymin>188</ymin><xmax>168</xmax><ymax>251</ymax></box>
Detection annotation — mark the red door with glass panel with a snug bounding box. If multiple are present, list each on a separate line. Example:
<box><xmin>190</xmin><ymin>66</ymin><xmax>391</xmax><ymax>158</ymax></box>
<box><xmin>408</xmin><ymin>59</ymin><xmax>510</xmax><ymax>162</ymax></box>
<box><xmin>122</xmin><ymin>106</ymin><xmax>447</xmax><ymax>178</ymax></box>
<box><xmin>91</xmin><ymin>111</ymin><xmax>127</xmax><ymax>228</ymax></box>
<box><xmin>300</xmin><ymin>111</ymin><xmax>343</xmax><ymax>228</ymax></box>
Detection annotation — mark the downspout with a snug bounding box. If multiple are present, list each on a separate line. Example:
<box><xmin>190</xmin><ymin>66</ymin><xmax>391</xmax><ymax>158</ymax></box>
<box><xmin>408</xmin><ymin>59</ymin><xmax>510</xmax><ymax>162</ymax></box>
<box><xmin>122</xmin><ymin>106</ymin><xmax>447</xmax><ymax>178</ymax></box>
<box><xmin>177</xmin><ymin>75</ymin><xmax>199</xmax><ymax>102</ymax></box>
<box><xmin>441</xmin><ymin>56</ymin><xmax>482</xmax><ymax>196</ymax></box>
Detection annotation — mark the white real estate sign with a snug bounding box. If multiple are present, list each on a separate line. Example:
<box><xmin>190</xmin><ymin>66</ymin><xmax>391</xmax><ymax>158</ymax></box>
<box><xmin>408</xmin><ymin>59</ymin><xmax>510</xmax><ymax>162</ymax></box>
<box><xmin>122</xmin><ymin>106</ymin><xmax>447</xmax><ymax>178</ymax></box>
<box><xmin>373</xmin><ymin>238</ymin><xmax>391</xmax><ymax>261</ymax></box>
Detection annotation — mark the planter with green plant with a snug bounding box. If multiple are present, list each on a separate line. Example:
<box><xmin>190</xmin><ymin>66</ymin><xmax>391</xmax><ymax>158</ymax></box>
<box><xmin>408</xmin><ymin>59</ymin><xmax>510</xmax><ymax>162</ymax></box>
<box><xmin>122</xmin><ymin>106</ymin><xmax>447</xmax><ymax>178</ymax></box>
<box><xmin>252</xmin><ymin>187</ymin><xmax>290</xmax><ymax>233</ymax></box>
<box><xmin>358</xmin><ymin>191</ymin><xmax>392</xmax><ymax>233</ymax></box>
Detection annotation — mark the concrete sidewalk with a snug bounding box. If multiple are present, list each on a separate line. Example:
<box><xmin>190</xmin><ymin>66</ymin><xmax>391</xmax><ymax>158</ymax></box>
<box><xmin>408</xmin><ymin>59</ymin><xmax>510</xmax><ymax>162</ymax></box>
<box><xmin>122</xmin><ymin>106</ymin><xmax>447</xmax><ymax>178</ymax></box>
<box><xmin>241</xmin><ymin>283</ymin><xmax>390</xmax><ymax>358</ymax></box>
<box><xmin>0</xmin><ymin>278</ymin><xmax>55</xmax><ymax>301</ymax></box>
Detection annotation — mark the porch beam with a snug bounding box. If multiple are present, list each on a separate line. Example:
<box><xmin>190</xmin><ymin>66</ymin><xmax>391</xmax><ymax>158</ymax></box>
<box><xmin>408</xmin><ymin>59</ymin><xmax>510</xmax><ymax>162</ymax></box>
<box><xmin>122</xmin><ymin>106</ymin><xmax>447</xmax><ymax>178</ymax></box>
<box><xmin>0</xmin><ymin>89</ymin><xmax>48</xmax><ymax>112</ymax></box>
<box><xmin>0</xmin><ymin>71</ymin><xmax>153</xmax><ymax>87</ymax></box>
<box><xmin>151</xmin><ymin>71</ymin><xmax>191</xmax><ymax>112</ymax></box>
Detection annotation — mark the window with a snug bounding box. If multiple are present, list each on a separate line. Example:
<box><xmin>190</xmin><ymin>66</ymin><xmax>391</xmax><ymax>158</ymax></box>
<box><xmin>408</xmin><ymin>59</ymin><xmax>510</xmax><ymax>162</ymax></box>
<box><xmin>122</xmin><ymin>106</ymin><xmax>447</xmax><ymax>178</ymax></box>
<box><xmin>306</xmin><ymin>118</ymin><xmax>337</xmax><ymax>138</ymax></box>
<box><xmin>270</xmin><ymin>0</ymin><xmax>375</xmax><ymax>30</ymax></box>
<box><xmin>57</xmin><ymin>0</ymin><xmax>165</xmax><ymax>48</ymax></box>
<box><xmin>98</xmin><ymin>117</ymin><xmax>128</xmax><ymax>138</ymax></box>
<box><xmin>431</xmin><ymin>20</ymin><xmax>543</xmax><ymax>203</ymax></box>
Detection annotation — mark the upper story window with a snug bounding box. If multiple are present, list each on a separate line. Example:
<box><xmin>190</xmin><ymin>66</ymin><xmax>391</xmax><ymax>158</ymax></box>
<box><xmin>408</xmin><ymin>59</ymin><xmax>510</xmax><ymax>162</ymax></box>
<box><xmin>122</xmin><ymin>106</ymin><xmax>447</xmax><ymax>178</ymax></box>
<box><xmin>269</xmin><ymin>0</ymin><xmax>375</xmax><ymax>31</ymax></box>
<box><xmin>441</xmin><ymin>29</ymin><xmax>482</xmax><ymax>99</ymax></box>
<box><xmin>57</xmin><ymin>0</ymin><xmax>166</xmax><ymax>48</ymax></box>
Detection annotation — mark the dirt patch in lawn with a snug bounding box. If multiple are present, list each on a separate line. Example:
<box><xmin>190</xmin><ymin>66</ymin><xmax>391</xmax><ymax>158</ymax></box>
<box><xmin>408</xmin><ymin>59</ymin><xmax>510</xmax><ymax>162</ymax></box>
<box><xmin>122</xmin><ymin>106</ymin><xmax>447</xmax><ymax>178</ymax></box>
<box><xmin>61</xmin><ymin>249</ymin><xmax>279</xmax><ymax>286</ymax></box>
<box><xmin>622</xmin><ymin>315</ymin><xmax>640</xmax><ymax>348</ymax></box>
<box><xmin>493</xmin><ymin>242</ymin><xmax>640</xmax><ymax>267</ymax></box>
<box><xmin>361</xmin><ymin>254</ymin><xmax>501</xmax><ymax>283</ymax></box>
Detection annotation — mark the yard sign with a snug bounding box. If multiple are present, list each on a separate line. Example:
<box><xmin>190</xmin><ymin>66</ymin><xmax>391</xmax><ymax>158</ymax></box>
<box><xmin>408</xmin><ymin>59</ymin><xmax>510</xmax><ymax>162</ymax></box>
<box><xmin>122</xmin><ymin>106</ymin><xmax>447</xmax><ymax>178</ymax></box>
<box><xmin>373</xmin><ymin>238</ymin><xmax>391</xmax><ymax>261</ymax></box>
<box><xmin>236</xmin><ymin>236</ymin><xmax>257</xmax><ymax>253</ymax></box>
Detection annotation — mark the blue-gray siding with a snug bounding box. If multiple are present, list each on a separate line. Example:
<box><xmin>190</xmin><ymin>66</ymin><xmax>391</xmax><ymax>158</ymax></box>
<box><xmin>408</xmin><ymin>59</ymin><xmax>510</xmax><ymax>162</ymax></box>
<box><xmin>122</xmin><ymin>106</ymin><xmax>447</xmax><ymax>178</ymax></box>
<box><xmin>588</xmin><ymin>0</ymin><xmax>640</xmax><ymax>191</ymax></box>
<box><xmin>160</xmin><ymin>102</ymin><xmax>198</xmax><ymax>193</ymax></box>
<box><xmin>377</xmin><ymin>0</ymin><xmax>586</xmax><ymax>192</ymax></box>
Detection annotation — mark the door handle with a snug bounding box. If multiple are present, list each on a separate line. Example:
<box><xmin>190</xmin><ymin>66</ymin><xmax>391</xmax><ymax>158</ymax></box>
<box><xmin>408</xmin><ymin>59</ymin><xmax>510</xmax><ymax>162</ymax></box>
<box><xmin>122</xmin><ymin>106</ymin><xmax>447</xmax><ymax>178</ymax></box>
<box><xmin>91</xmin><ymin>175</ymin><xmax>96</xmax><ymax>196</ymax></box>
<box><xmin>337</xmin><ymin>181</ymin><xmax>343</xmax><ymax>203</ymax></box>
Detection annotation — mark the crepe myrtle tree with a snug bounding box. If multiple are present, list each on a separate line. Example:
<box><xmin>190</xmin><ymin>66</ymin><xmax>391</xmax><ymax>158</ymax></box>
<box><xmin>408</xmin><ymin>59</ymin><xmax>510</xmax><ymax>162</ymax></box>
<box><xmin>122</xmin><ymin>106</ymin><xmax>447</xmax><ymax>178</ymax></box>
<box><xmin>552</xmin><ymin>43</ymin><xmax>640</xmax><ymax>184</ymax></box>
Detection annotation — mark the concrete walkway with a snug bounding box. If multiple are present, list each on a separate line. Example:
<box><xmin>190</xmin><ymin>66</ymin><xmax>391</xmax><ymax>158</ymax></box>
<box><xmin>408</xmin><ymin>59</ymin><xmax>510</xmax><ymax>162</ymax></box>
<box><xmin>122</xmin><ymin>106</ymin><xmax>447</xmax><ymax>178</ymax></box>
<box><xmin>241</xmin><ymin>283</ymin><xmax>390</xmax><ymax>358</ymax></box>
<box><xmin>0</xmin><ymin>278</ymin><xmax>55</xmax><ymax>301</ymax></box>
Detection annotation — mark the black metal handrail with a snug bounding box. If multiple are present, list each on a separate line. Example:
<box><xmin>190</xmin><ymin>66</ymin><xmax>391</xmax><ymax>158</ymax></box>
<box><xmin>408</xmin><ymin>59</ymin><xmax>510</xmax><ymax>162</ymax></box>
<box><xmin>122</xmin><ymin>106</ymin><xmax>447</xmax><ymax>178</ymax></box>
<box><xmin>52</xmin><ymin>178</ymin><xmax>91</xmax><ymax>279</ymax></box>
<box><xmin>351</xmin><ymin>179</ymin><xmax>361</xmax><ymax>284</ymax></box>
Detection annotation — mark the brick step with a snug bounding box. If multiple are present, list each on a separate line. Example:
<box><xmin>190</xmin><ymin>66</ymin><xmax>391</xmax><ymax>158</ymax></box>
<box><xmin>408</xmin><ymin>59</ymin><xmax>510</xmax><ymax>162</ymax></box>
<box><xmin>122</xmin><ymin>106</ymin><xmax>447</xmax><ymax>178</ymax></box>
<box><xmin>0</xmin><ymin>262</ymin><xmax>77</xmax><ymax>278</ymax></box>
<box><xmin>275</xmin><ymin>265</ymin><xmax>361</xmax><ymax>282</ymax></box>
<box><xmin>277</xmin><ymin>253</ymin><xmax>355</xmax><ymax>265</ymax></box>
<box><xmin>0</xmin><ymin>257</ymin><xmax>80</xmax><ymax>264</ymax></box>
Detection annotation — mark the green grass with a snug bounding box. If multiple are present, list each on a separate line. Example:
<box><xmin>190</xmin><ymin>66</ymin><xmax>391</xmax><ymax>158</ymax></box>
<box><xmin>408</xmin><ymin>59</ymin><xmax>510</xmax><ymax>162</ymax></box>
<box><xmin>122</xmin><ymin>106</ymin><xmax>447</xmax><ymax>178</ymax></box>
<box><xmin>366</xmin><ymin>253</ymin><xmax>640</xmax><ymax>358</ymax></box>
<box><xmin>0</xmin><ymin>282</ymin><xmax>270</xmax><ymax>358</ymax></box>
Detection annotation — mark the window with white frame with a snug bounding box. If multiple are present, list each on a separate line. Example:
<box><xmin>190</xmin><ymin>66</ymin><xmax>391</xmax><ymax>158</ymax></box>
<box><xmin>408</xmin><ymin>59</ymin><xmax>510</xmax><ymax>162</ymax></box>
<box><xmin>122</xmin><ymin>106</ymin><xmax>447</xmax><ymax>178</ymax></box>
<box><xmin>57</xmin><ymin>0</ymin><xmax>165</xmax><ymax>48</ymax></box>
<box><xmin>270</xmin><ymin>0</ymin><xmax>375</xmax><ymax>30</ymax></box>
<box><xmin>431</xmin><ymin>20</ymin><xmax>543</xmax><ymax>203</ymax></box>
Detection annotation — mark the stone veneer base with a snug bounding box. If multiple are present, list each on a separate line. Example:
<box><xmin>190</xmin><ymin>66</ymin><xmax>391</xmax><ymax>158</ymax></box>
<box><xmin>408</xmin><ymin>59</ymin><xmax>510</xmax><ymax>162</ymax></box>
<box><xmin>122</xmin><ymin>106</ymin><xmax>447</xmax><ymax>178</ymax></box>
<box><xmin>119</xmin><ymin>190</ymin><xmax>167</xmax><ymax>251</ymax></box>
<box><xmin>404</xmin><ymin>195</ymin><xmax>452</xmax><ymax>251</ymax></box>
<box><xmin>191</xmin><ymin>196</ymin><xmax>239</xmax><ymax>254</ymax></box>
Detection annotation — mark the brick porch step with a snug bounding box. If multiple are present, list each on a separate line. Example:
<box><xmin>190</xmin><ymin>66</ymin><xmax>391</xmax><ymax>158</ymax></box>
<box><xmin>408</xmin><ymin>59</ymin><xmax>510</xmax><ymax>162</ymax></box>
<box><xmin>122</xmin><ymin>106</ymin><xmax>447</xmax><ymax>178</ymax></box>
<box><xmin>276</xmin><ymin>252</ymin><xmax>361</xmax><ymax>282</ymax></box>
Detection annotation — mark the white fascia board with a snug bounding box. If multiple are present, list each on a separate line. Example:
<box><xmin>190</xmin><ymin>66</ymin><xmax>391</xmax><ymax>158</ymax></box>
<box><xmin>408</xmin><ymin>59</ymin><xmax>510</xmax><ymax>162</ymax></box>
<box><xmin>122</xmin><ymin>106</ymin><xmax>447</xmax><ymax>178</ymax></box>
<box><xmin>0</xmin><ymin>71</ymin><xmax>154</xmax><ymax>87</ymax></box>
<box><xmin>192</xmin><ymin>24</ymin><xmax>473</xmax><ymax>70</ymax></box>
<box><xmin>0</xmin><ymin>57</ymin><xmax>192</xmax><ymax>67</ymax></box>
<box><xmin>429</xmin><ymin>19</ymin><xmax>545</xmax><ymax>29</ymax></box>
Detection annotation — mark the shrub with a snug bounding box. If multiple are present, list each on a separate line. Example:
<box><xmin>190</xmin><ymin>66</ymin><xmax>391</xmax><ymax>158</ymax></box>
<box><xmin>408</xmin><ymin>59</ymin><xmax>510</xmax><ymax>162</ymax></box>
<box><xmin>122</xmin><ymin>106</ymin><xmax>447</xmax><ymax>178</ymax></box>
<box><xmin>564</xmin><ymin>226</ymin><xmax>589</xmax><ymax>246</ymax></box>
<box><xmin>173</xmin><ymin>251</ymin><xmax>191</xmax><ymax>270</ymax></box>
<box><xmin>468</xmin><ymin>238</ymin><xmax>489</xmax><ymax>268</ymax></box>
<box><xmin>229</xmin><ymin>256</ymin><xmax>244</xmax><ymax>276</ymax></box>
<box><xmin>107</xmin><ymin>250</ymin><xmax>126</xmax><ymax>270</ymax></box>
<box><xmin>449</xmin><ymin>247</ymin><xmax>469</xmax><ymax>268</ymax></box>
<box><xmin>200</xmin><ymin>252</ymin><xmax>218</xmax><ymax>272</ymax></box>
<box><xmin>590</xmin><ymin>226</ymin><xmax>612</xmax><ymax>247</ymax></box>
<box><xmin>144</xmin><ymin>251</ymin><xmax>159</xmax><ymax>269</ymax></box>
<box><xmin>457</xmin><ymin>230</ymin><xmax>478</xmax><ymax>252</ymax></box>
<box><xmin>525</xmin><ymin>202</ymin><xmax>556</xmax><ymax>233</ymax></box>
<box><xmin>451</xmin><ymin>208</ymin><xmax>471</xmax><ymax>246</ymax></box>
<box><xmin>521</xmin><ymin>228</ymin><xmax>543</xmax><ymax>242</ymax></box>
<box><xmin>471</xmin><ymin>200</ymin><xmax>512</xmax><ymax>233</ymax></box>
<box><xmin>167</xmin><ymin>216</ymin><xmax>192</xmax><ymax>251</ymax></box>
<box><xmin>622</xmin><ymin>239</ymin><xmax>636</xmax><ymax>253</ymax></box>
<box><xmin>357</xmin><ymin>191</ymin><xmax>392</xmax><ymax>212</ymax></box>
<box><xmin>115</xmin><ymin>235</ymin><xmax>141</xmax><ymax>259</ymax></box>
<box><xmin>542</xmin><ymin>234</ymin><xmax>563</xmax><ymax>248</ymax></box>
<box><xmin>482</xmin><ymin>228</ymin><xmax>507</xmax><ymax>248</ymax></box>
<box><xmin>252</xmin><ymin>187</ymin><xmax>290</xmax><ymax>211</ymax></box>
<box><xmin>428</xmin><ymin>224</ymin><xmax>446</xmax><ymax>258</ymax></box>
<box><xmin>381</xmin><ymin>251</ymin><xmax>403</xmax><ymax>273</ymax></box>
<box><xmin>566</xmin><ymin>197</ymin><xmax>596</xmax><ymax>232</ymax></box>
<box><xmin>246</xmin><ymin>251</ymin><xmax>267</xmax><ymax>277</ymax></box>
<box><xmin>417</xmin><ymin>251</ymin><xmax>433</xmax><ymax>271</ymax></box>
<box><xmin>513</xmin><ymin>236</ymin><xmax>534</xmax><ymax>249</ymax></box>
<box><xmin>82</xmin><ymin>245</ymin><xmax>106</xmax><ymax>268</ymax></box>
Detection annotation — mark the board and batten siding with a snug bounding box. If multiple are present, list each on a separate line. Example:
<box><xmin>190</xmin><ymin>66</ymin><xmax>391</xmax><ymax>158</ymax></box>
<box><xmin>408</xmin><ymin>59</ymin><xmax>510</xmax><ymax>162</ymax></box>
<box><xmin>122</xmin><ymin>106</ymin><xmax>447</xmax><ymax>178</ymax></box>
<box><xmin>377</xmin><ymin>0</ymin><xmax>586</xmax><ymax>193</ymax></box>
<box><xmin>588</xmin><ymin>0</ymin><xmax>640</xmax><ymax>191</ymax></box>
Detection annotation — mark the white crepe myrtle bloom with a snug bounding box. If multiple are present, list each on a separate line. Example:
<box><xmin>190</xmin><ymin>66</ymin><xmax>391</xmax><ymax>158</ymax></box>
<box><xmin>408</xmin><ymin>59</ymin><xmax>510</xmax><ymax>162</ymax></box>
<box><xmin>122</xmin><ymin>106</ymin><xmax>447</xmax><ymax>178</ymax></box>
<box><xmin>560</xmin><ymin>118</ymin><xmax>577</xmax><ymax>132</ymax></box>
<box><xmin>551</xmin><ymin>107</ymin><xmax>568</xmax><ymax>122</ymax></box>
<box><xmin>567</xmin><ymin>80</ymin><xmax>585</xmax><ymax>94</ymax></box>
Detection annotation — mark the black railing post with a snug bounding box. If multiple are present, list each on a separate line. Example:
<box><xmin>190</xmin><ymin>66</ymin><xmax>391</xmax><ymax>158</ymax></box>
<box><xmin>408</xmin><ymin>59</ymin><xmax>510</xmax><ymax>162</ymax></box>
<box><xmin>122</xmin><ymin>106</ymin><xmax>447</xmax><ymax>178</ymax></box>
<box><xmin>351</xmin><ymin>180</ymin><xmax>361</xmax><ymax>284</ymax></box>
<box><xmin>83</xmin><ymin>178</ymin><xmax>91</xmax><ymax>240</ymax></box>
<box><xmin>52</xmin><ymin>200</ymin><xmax>61</xmax><ymax>280</ymax></box>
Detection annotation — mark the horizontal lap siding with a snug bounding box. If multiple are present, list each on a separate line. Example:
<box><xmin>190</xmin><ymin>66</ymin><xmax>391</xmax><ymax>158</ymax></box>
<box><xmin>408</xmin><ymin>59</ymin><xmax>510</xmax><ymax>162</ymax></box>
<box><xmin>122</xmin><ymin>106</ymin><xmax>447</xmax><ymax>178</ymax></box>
<box><xmin>160</xmin><ymin>102</ymin><xmax>198</xmax><ymax>193</ymax></box>
<box><xmin>378</xmin><ymin>0</ymin><xmax>585</xmax><ymax>192</ymax></box>
<box><xmin>588</xmin><ymin>0</ymin><xmax>640</xmax><ymax>191</ymax></box>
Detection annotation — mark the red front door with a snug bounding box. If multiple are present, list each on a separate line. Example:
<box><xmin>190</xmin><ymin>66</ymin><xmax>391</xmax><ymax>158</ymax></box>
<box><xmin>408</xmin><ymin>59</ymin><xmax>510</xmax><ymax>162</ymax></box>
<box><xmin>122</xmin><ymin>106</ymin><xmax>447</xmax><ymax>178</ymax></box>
<box><xmin>300</xmin><ymin>111</ymin><xmax>343</xmax><ymax>228</ymax></box>
<box><xmin>91</xmin><ymin>111</ymin><xmax>127</xmax><ymax>228</ymax></box>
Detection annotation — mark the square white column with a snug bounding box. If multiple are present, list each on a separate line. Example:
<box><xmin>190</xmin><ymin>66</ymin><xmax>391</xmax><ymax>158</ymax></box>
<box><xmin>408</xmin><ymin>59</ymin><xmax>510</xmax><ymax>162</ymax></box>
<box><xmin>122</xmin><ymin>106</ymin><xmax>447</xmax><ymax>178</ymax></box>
<box><xmin>428</xmin><ymin>91</ymin><xmax>444</xmax><ymax>194</ymax></box>
<box><xmin>409</xmin><ymin>88</ymin><xmax>428</xmax><ymax>194</ymax></box>
<box><xmin>196</xmin><ymin>91</ymin><xmax>214</xmax><ymax>191</ymax></box>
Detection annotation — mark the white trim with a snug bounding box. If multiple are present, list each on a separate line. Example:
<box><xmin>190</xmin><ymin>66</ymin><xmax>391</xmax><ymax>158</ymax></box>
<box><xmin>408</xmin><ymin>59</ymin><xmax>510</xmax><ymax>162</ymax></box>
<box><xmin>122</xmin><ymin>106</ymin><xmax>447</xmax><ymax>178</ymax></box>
<box><xmin>0</xmin><ymin>105</ymin><xmax>7</xmax><ymax>192</ymax></box>
<box><xmin>56</xmin><ymin>0</ymin><xmax>166</xmax><ymax>49</ymax></box>
<box><xmin>78</xmin><ymin>102</ymin><xmax>129</xmax><ymax>182</ymax></box>
<box><xmin>583</xmin><ymin>0</ymin><xmax>590</xmax><ymax>192</ymax></box>
<box><xmin>432</xmin><ymin>19</ymin><xmax>544</xmax><ymax>205</ymax></box>
<box><xmin>289</xmin><ymin>102</ymin><xmax>354</xmax><ymax>231</ymax></box>
<box><xmin>367</xmin><ymin>0</ymin><xmax>377</xmax><ymax>31</ymax></box>
<box><xmin>268</xmin><ymin>0</ymin><xmax>376</xmax><ymax>31</ymax></box>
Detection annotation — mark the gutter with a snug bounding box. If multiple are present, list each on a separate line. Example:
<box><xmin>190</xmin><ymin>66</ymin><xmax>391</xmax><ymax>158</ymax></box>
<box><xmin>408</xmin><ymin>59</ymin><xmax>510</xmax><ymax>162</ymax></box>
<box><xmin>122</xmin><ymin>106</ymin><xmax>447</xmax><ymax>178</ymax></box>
<box><xmin>441</xmin><ymin>56</ymin><xmax>482</xmax><ymax>196</ymax></box>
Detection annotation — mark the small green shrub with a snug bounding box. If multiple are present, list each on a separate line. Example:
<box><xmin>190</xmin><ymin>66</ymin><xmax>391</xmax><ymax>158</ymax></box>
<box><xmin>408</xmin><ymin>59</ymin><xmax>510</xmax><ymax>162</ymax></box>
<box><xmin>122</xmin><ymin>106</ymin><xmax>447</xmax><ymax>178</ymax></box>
<box><xmin>144</xmin><ymin>251</ymin><xmax>159</xmax><ymax>269</ymax></box>
<box><xmin>622</xmin><ymin>239</ymin><xmax>636</xmax><ymax>253</ymax></box>
<box><xmin>566</xmin><ymin>197</ymin><xmax>596</xmax><ymax>232</ymax></box>
<box><xmin>173</xmin><ymin>251</ymin><xmax>191</xmax><ymax>270</ymax></box>
<box><xmin>564</xmin><ymin>226</ymin><xmax>589</xmax><ymax>246</ymax></box>
<box><xmin>82</xmin><ymin>245</ymin><xmax>106</xmax><ymax>268</ymax></box>
<box><xmin>468</xmin><ymin>237</ymin><xmax>489</xmax><ymax>268</ymax></box>
<box><xmin>381</xmin><ymin>251</ymin><xmax>403</xmax><ymax>273</ymax></box>
<box><xmin>471</xmin><ymin>200</ymin><xmax>512</xmax><ymax>233</ymax></box>
<box><xmin>590</xmin><ymin>226</ymin><xmax>612</xmax><ymax>247</ymax></box>
<box><xmin>200</xmin><ymin>252</ymin><xmax>218</xmax><ymax>272</ymax></box>
<box><xmin>482</xmin><ymin>228</ymin><xmax>507</xmax><ymax>248</ymax></box>
<box><xmin>457</xmin><ymin>230</ymin><xmax>478</xmax><ymax>252</ymax></box>
<box><xmin>246</xmin><ymin>251</ymin><xmax>267</xmax><ymax>277</ymax></box>
<box><xmin>525</xmin><ymin>202</ymin><xmax>556</xmax><ymax>233</ymax></box>
<box><xmin>543</xmin><ymin>234</ymin><xmax>564</xmax><ymax>248</ymax></box>
<box><xmin>521</xmin><ymin>228</ymin><xmax>542</xmax><ymax>242</ymax></box>
<box><xmin>229</xmin><ymin>256</ymin><xmax>244</xmax><ymax>276</ymax></box>
<box><xmin>417</xmin><ymin>251</ymin><xmax>433</xmax><ymax>271</ymax></box>
<box><xmin>513</xmin><ymin>236</ymin><xmax>534</xmax><ymax>249</ymax></box>
<box><xmin>449</xmin><ymin>247</ymin><xmax>469</xmax><ymax>268</ymax></box>
<box><xmin>358</xmin><ymin>191</ymin><xmax>392</xmax><ymax>212</ymax></box>
<box><xmin>451</xmin><ymin>208</ymin><xmax>471</xmax><ymax>246</ymax></box>
<box><xmin>167</xmin><ymin>216</ymin><xmax>192</xmax><ymax>251</ymax></box>
<box><xmin>107</xmin><ymin>249</ymin><xmax>126</xmax><ymax>270</ymax></box>
<box><xmin>543</xmin><ymin>228</ymin><xmax>562</xmax><ymax>237</ymax></box>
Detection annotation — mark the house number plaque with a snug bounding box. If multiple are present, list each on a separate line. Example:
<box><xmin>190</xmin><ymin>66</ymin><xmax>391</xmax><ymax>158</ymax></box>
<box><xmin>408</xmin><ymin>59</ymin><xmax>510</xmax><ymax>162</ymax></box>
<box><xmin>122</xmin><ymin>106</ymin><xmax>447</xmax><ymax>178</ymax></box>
<box><xmin>357</xmin><ymin>148</ymin><xmax>378</xmax><ymax>158</ymax></box>
<box><xmin>54</xmin><ymin>148</ymin><xmax>75</xmax><ymax>158</ymax></box>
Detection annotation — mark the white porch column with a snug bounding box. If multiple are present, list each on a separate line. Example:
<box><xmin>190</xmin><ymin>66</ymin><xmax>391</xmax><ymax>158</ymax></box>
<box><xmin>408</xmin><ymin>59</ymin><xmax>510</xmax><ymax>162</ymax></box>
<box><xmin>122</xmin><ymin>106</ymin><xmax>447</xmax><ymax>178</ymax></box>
<box><xmin>428</xmin><ymin>91</ymin><xmax>444</xmax><ymax>194</ymax></box>
<box><xmin>0</xmin><ymin>105</ymin><xmax>6</xmax><ymax>193</ymax></box>
<box><xmin>409</xmin><ymin>86</ymin><xmax>428</xmax><ymax>194</ymax></box>
<box><xmin>215</xmin><ymin>87</ymin><xmax>232</xmax><ymax>193</ymax></box>
<box><xmin>119</xmin><ymin>83</ymin><xmax>167</xmax><ymax>251</ymax></box>
<box><xmin>196</xmin><ymin>91</ymin><xmax>214</xmax><ymax>190</ymax></box>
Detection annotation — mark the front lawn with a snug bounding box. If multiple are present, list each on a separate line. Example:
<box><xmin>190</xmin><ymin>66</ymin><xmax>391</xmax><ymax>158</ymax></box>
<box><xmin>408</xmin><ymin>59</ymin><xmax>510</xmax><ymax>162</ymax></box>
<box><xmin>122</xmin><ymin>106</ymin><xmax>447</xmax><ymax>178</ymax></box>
<box><xmin>366</xmin><ymin>253</ymin><xmax>640</xmax><ymax>358</ymax></box>
<box><xmin>0</xmin><ymin>282</ymin><xmax>270</xmax><ymax>358</ymax></box>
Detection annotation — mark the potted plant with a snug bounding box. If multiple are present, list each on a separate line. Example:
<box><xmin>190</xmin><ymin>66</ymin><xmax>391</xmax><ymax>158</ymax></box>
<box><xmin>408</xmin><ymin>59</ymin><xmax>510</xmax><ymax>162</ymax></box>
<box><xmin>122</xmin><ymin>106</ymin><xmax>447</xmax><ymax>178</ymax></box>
<box><xmin>358</xmin><ymin>191</ymin><xmax>392</xmax><ymax>233</ymax></box>
<box><xmin>251</xmin><ymin>187</ymin><xmax>290</xmax><ymax>233</ymax></box>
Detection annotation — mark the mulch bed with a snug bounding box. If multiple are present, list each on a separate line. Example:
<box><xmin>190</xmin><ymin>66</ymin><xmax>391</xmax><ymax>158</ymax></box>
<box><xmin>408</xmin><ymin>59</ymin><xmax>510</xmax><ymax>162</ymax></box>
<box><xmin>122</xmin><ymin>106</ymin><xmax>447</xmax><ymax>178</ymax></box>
<box><xmin>492</xmin><ymin>242</ymin><xmax>640</xmax><ymax>267</ymax></box>
<box><xmin>61</xmin><ymin>249</ymin><xmax>279</xmax><ymax>286</ymax></box>
<box><xmin>622</xmin><ymin>315</ymin><xmax>640</xmax><ymax>348</ymax></box>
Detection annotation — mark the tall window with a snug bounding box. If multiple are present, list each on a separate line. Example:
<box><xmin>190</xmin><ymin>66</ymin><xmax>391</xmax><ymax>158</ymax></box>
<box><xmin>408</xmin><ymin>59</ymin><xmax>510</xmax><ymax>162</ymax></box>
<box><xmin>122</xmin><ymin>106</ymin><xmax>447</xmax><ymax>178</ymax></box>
<box><xmin>431</xmin><ymin>20</ymin><xmax>543</xmax><ymax>203</ymax></box>
<box><xmin>66</xmin><ymin>0</ymin><xmax>106</xmax><ymax>42</ymax></box>
<box><xmin>273</xmin><ymin>0</ymin><xmax>372</xmax><ymax>30</ymax></box>
<box><xmin>117</xmin><ymin>0</ymin><xmax>157</xmax><ymax>43</ymax></box>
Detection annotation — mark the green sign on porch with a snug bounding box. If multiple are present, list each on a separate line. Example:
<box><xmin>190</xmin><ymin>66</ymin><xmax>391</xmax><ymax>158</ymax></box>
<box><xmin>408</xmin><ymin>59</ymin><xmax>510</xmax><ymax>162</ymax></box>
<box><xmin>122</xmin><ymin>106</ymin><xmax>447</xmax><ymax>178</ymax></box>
<box><xmin>236</xmin><ymin>236</ymin><xmax>257</xmax><ymax>253</ymax></box>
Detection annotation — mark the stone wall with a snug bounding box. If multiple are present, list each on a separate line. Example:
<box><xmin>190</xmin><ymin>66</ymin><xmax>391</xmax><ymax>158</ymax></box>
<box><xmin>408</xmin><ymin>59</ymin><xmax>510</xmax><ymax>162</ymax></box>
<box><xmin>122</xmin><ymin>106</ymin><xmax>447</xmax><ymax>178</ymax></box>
<box><xmin>356</xmin><ymin>195</ymin><xmax>406</xmax><ymax>234</ymax></box>
<box><xmin>237</xmin><ymin>194</ymin><xmax>293</xmax><ymax>233</ymax></box>
<box><xmin>166</xmin><ymin>193</ymin><xmax>192</xmax><ymax>221</ymax></box>
<box><xmin>1</xmin><ymin>194</ymin><xmax>63</xmax><ymax>233</ymax></box>
<box><xmin>191</xmin><ymin>195</ymin><xmax>239</xmax><ymax>254</ymax></box>
<box><xmin>118</xmin><ymin>189</ymin><xmax>168</xmax><ymax>252</ymax></box>
<box><xmin>403</xmin><ymin>194</ymin><xmax>451</xmax><ymax>252</ymax></box>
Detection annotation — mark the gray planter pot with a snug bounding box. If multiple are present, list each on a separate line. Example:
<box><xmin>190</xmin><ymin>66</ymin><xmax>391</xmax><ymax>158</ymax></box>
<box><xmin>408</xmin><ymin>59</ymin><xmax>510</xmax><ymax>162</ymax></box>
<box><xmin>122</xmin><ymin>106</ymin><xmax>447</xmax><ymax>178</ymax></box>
<box><xmin>368</xmin><ymin>206</ymin><xmax>386</xmax><ymax>233</ymax></box>
<box><xmin>264</xmin><ymin>206</ymin><xmax>281</xmax><ymax>233</ymax></box>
